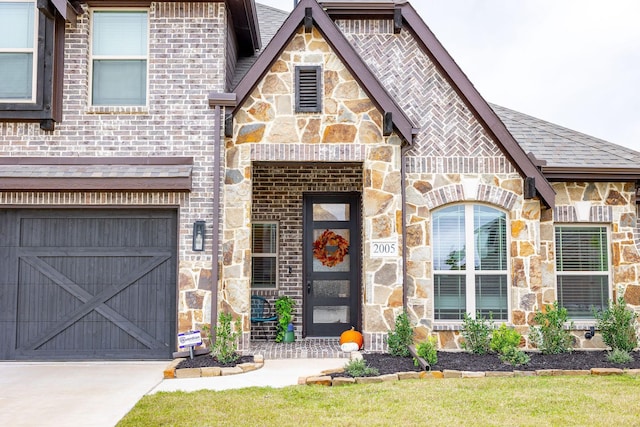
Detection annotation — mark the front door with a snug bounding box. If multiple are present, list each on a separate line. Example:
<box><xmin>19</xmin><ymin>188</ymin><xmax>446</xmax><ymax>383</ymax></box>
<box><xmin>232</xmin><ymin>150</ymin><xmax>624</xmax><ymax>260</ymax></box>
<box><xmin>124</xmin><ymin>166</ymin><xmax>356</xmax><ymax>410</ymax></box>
<box><xmin>303</xmin><ymin>193</ymin><xmax>361</xmax><ymax>337</ymax></box>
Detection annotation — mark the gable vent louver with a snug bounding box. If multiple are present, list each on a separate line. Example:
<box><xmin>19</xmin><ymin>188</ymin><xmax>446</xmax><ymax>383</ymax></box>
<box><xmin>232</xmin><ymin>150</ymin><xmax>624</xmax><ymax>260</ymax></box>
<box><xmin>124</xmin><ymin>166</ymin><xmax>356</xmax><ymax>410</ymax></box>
<box><xmin>295</xmin><ymin>66</ymin><xmax>322</xmax><ymax>113</ymax></box>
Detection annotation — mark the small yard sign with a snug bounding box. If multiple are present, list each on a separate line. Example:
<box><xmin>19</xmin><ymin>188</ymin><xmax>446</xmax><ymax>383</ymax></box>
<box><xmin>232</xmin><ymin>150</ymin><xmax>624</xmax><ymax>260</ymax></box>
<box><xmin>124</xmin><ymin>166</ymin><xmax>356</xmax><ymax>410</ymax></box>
<box><xmin>178</xmin><ymin>330</ymin><xmax>202</xmax><ymax>349</ymax></box>
<box><xmin>371</xmin><ymin>239</ymin><xmax>398</xmax><ymax>258</ymax></box>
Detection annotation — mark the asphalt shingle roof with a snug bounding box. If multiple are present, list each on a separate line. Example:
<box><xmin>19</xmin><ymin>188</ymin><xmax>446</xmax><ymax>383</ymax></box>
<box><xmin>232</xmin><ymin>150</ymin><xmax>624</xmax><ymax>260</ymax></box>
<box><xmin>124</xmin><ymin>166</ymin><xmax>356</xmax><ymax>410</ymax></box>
<box><xmin>492</xmin><ymin>104</ymin><xmax>640</xmax><ymax>169</ymax></box>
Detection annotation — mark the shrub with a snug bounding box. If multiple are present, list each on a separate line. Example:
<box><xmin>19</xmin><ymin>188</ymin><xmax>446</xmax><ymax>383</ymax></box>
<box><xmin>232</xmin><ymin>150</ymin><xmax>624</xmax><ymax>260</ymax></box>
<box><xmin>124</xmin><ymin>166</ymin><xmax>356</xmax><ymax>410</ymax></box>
<box><xmin>593</xmin><ymin>297</ymin><xmax>638</xmax><ymax>352</ymax></box>
<box><xmin>210</xmin><ymin>312</ymin><xmax>241</xmax><ymax>364</ymax></box>
<box><xmin>415</xmin><ymin>336</ymin><xmax>438</xmax><ymax>367</ymax></box>
<box><xmin>387</xmin><ymin>311</ymin><xmax>414</xmax><ymax>357</ymax></box>
<box><xmin>606</xmin><ymin>348</ymin><xmax>634</xmax><ymax>364</ymax></box>
<box><xmin>490</xmin><ymin>323</ymin><xmax>521</xmax><ymax>354</ymax></box>
<box><xmin>530</xmin><ymin>302</ymin><xmax>573</xmax><ymax>354</ymax></box>
<box><xmin>274</xmin><ymin>296</ymin><xmax>295</xmax><ymax>343</ymax></box>
<box><xmin>461</xmin><ymin>313</ymin><xmax>493</xmax><ymax>355</ymax></box>
<box><xmin>344</xmin><ymin>358</ymin><xmax>379</xmax><ymax>377</ymax></box>
<box><xmin>499</xmin><ymin>346</ymin><xmax>530</xmax><ymax>366</ymax></box>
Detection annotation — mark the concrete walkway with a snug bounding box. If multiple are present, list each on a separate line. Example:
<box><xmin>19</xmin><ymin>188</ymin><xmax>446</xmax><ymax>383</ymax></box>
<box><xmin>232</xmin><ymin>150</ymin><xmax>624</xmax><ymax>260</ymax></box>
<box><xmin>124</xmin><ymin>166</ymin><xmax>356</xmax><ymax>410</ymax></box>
<box><xmin>150</xmin><ymin>357</ymin><xmax>348</xmax><ymax>393</ymax></box>
<box><xmin>0</xmin><ymin>358</ymin><xmax>347</xmax><ymax>427</ymax></box>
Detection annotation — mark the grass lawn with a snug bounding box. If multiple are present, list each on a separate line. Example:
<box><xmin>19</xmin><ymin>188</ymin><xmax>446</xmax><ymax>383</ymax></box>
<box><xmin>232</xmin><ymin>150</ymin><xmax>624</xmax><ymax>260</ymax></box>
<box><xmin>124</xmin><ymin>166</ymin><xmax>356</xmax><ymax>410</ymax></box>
<box><xmin>118</xmin><ymin>375</ymin><xmax>640</xmax><ymax>426</ymax></box>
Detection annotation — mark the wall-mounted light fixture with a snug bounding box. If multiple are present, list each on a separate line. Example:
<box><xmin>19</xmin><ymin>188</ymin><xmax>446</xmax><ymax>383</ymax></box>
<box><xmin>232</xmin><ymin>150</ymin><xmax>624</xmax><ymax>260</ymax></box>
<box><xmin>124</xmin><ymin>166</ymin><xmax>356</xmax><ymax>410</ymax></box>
<box><xmin>192</xmin><ymin>221</ymin><xmax>205</xmax><ymax>251</ymax></box>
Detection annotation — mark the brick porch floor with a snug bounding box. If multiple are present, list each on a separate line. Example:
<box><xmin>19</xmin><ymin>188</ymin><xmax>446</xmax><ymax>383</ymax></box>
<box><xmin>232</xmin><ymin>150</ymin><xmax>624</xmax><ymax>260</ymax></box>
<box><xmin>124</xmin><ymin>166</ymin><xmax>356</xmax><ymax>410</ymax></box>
<box><xmin>247</xmin><ymin>338</ymin><xmax>345</xmax><ymax>359</ymax></box>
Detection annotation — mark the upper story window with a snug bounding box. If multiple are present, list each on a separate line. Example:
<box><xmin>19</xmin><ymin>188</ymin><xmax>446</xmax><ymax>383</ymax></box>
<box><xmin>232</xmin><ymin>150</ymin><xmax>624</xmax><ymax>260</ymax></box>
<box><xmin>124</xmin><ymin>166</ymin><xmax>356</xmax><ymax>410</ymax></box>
<box><xmin>91</xmin><ymin>10</ymin><xmax>148</xmax><ymax>106</ymax></box>
<box><xmin>0</xmin><ymin>0</ymin><xmax>64</xmax><ymax>127</ymax></box>
<box><xmin>0</xmin><ymin>1</ymin><xmax>37</xmax><ymax>102</ymax></box>
<box><xmin>433</xmin><ymin>204</ymin><xmax>509</xmax><ymax>321</ymax></box>
<box><xmin>555</xmin><ymin>226</ymin><xmax>610</xmax><ymax>319</ymax></box>
<box><xmin>251</xmin><ymin>222</ymin><xmax>278</xmax><ymax>289</ymax></box>
<box><xmin>295</xmin><ymin>66</ymin><xmax>322</xmax><ymax>113</ymax></box>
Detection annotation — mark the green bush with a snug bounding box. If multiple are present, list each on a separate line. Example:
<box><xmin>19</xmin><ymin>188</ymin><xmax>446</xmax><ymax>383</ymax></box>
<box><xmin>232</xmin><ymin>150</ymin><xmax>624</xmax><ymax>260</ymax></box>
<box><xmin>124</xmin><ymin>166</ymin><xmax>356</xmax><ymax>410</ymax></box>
<box><xmin>499</xmin><ymin>346</ymin><xmax>531</xmax><ymax>366</ymax></box>
<box><xmin>274</xmin><ymin>296</ymin><xmax>295</xmax><ymax>343</ymax></box>
<box><xmin>461</xmin><ymin>313</ymin><xmax>493</xmax><ymax>354</ymax></box>
<box><xmin>210</xmin><ymin>312</ymin><xmax>241</xmax><ymax>364</ymax></box>
<box><xmin>606</xmin><ymin>348</ymin><xmax>634</xmax><ymax>364</ymax></box>
<box><xmin>344</xmin><ymin>358</ymin><xmax>379</xmax><ymax>377</ymax></box>
<box><xmin>387</xmin><ymin>311</ymin><xmax>414</xmax><ymax>357</ymax></box>
<box><xmin>490</xmin><ymin>323</ymin><xmax>521</xmax><ymax>354</ymax></box>
<box><xmin>415</xmin><ymin>336</ymin><xmax>438</xmax><ymax>366</ymax></box>
<box><xmin>530</xmin><ymin>302</ymin><xmax>573</xmax><ymax>354</ymax></box>
<box><xmin>593</xmin><ymin>297</ymin><xmax>638</xmax><ymax>352</ymax></box>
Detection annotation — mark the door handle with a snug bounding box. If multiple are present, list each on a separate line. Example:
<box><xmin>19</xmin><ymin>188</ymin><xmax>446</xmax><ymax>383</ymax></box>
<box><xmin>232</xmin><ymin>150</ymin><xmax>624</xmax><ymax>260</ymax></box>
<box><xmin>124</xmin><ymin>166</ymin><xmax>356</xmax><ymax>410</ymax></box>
<box><xmin>307</xmin><ymin>281</ymin><xmax>311</xmax><ymax>295</ymax></box>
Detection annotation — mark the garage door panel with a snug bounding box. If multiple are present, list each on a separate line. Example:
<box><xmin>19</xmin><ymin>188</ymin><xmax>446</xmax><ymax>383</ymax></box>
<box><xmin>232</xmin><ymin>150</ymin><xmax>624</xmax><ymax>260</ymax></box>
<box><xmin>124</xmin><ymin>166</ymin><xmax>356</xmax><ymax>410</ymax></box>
<box><xmin>3</xmin><ymin>209</ymin><xmax>177</xmax><ymax>360</ymax></box>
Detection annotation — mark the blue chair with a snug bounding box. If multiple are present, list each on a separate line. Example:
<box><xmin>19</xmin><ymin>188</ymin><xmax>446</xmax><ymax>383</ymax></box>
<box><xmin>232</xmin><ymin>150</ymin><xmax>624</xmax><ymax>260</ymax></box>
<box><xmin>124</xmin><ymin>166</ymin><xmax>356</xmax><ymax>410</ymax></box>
<box><xmin>251</xmin><ymin>295</ymin><xmax>278</xmax><ymax>323</ymax></box>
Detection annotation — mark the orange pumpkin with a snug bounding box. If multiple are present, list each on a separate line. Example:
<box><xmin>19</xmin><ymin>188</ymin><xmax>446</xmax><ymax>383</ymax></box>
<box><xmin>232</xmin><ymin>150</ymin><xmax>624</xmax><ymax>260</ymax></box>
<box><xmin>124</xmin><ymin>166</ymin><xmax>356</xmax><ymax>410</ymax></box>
<box><xmin>339</xmin><ymin>327</ymin><xmax>363</xmax><ymax>350</ymax></box>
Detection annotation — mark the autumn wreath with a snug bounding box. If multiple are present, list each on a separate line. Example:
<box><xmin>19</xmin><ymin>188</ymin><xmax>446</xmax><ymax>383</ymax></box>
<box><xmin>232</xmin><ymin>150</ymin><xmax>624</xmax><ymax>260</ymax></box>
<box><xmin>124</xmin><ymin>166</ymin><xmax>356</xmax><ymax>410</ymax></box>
<box><xmin>313</xmin><ymin>229</ymin><xmax>349</xmax><ymax>267</ymax></box>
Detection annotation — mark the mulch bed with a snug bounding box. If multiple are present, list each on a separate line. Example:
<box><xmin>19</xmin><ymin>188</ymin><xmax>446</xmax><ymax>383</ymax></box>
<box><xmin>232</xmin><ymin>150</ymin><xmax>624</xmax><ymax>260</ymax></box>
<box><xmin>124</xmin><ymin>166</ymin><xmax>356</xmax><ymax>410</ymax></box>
<box><xmin>175</xmin><ymin>350</ymin><xmax>640</xmax><ymax>375</ymax></box>
<box><xmin>176</xmin><ymin>354</ymin><xmax>254</xmax><ymax>369</ymax></box>
<box><xmin>355</xmin><ymin>351</ymin><xmax>640</xmax><ymax>376</ymax></box>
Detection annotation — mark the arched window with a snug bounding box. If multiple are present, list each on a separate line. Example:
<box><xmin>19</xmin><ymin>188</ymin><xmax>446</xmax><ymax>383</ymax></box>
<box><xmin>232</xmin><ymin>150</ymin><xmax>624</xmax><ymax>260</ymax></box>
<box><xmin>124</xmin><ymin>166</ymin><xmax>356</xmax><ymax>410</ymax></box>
<box><xmin>432</xmin><ymin>204</ymin><xmax>509</xmax><ymax>321</ymax></box>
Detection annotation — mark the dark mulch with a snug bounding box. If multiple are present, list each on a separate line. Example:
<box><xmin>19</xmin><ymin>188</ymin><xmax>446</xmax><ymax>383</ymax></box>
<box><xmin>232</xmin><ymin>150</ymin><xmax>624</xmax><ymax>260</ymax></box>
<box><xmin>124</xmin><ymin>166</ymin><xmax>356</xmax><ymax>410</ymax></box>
<box><xmin>352</xmin><ymin>351</ymin><xmax>640</xmax><ymax>377</ymax></box>
<box><xmin>176</xmin><ymin>354</ymin><xmax>254</xmax><ymax>369</ymax></box>
<box><xmin>176</xmin><ymin>350</ymin><xmax>640</xmax><ymax>375</ymax></box>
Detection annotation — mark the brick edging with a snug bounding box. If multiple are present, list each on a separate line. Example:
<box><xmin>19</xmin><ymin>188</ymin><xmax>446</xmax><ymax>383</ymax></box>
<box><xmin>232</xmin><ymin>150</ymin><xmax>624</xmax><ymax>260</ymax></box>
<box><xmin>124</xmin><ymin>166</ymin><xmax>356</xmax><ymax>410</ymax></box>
<box><xmin>302</xmin><ymin>367</ymin><xmax>640</xmax><ymax>386</ymax></box>
<box><xmin>163</xmin><ymin>354</ymin><xmax>265</xmax><ymax>379</ymax></box>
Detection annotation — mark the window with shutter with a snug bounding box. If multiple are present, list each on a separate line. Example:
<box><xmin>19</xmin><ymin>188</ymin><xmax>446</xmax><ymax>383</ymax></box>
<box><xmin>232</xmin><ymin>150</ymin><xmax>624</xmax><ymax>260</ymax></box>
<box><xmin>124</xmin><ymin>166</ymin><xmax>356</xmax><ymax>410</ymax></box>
<box><xmin>295</xmin><ymin>66</ymin><xmax>321</xmax><ymax>113</ymax></box>
<box><xmin>555</xmin><ymin>226</ymin><xmax>610</xmax><ymax>318</ymax></box>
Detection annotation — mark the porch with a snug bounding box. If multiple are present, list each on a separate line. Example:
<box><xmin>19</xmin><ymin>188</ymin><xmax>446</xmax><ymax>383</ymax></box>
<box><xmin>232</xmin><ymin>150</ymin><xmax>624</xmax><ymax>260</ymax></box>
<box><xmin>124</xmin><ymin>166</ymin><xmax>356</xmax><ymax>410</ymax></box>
<box><xmin>246</xmin><ymin>338</ymin><xmax>344</xmax><ymax>359</ymax></box>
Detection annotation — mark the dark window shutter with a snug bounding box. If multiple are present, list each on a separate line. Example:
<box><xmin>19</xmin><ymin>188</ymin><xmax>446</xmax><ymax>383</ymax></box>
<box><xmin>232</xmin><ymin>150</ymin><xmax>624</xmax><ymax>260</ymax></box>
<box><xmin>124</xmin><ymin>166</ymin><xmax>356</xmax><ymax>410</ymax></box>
<box><xmin>295</xmin><ymin>66</ymin><xmax>322</xmax><ymax>113</ymax></box>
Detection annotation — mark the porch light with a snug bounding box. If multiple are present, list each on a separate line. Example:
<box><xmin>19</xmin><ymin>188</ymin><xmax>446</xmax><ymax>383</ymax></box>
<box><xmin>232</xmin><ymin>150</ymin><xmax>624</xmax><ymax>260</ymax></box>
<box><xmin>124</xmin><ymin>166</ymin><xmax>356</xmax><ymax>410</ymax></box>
<box><xmin>192</xmin><ymin>221</ymin><xmax>205</xmax><ymax>251</ymax></box>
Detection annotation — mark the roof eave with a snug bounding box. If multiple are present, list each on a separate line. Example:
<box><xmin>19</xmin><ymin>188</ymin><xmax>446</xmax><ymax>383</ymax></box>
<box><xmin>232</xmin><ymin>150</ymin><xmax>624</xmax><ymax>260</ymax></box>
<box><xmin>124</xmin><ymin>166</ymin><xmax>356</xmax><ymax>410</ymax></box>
<box><xmin>542</xmin><ymin>166</ymin><xmax>640</xmax><ymax>182</ymax></box>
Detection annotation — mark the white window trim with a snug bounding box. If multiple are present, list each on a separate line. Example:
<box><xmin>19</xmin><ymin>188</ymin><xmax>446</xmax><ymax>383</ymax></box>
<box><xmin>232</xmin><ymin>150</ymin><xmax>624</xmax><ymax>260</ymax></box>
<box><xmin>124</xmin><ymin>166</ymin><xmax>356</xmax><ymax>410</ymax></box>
<box><xmin>251</xmin><ymin>221</ymin><xmax>279</xmax><ymax>289</ymax></box>
<box><xmin>0</xmin><ymin>0</ymin><xmax>38</xmax><ymax>103</ymax></box>
<box><xmin>555</xmin><ymin>224</ymin><xmax>612</xmax><ymax>320</ymax></box>
<box><xmin>88</xmin><ymin>7</ymin><xmax>150</xmax><ymax>108</ymax></box>
<box><xmin>432</xmin><ymin>203</ymin><xmax>511</xmax><ymax>324</ymax></box>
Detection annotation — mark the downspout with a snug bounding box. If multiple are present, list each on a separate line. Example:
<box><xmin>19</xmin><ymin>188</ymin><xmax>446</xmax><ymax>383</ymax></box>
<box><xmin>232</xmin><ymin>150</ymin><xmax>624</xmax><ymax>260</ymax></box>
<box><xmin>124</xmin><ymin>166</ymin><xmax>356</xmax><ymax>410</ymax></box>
<box><xmin>209</xmin><ymin>93</ymin><xmax>237</xmax><ymax>343</ymax></box>
<box><xmin>211</xmin><ymin>104</ymin><xmax>221</xmax><ymax>340</ymax></box>
<box><xmin>400</xmin><ymin>141</ymin><xmax>410</xmax><ymax>311</ymax></box>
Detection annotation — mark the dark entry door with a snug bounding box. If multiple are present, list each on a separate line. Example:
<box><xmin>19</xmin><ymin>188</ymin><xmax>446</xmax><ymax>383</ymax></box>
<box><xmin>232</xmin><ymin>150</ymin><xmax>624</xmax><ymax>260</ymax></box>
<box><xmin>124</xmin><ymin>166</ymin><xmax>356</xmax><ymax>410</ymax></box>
<box><xmin>303</xmin><ymin>193</ymin><xmax>361</xmax><ymax>337</ymax></box>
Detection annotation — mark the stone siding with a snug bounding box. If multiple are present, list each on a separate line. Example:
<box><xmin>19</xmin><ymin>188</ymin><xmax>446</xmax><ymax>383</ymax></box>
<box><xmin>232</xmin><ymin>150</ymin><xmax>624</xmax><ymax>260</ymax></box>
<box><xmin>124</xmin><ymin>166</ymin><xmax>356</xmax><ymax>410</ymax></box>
<box><xmin>0</xmin><ymin>2</ymin><xmax>229</xmax><ymax>342</ymax></box>
<box><xmin>225</xmin><ymin>26</ymin><xmax>403</xmax><ymax>351</ymax></box>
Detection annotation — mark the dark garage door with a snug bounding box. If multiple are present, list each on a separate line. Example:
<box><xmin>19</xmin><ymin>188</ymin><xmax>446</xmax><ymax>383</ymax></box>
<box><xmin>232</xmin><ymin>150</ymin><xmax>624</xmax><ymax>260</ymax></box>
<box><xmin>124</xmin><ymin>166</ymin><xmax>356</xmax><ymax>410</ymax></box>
<box><xmin>0</xmin><ymin>209</ymin><xmax>177</xmax><ymax>360</ymax></box>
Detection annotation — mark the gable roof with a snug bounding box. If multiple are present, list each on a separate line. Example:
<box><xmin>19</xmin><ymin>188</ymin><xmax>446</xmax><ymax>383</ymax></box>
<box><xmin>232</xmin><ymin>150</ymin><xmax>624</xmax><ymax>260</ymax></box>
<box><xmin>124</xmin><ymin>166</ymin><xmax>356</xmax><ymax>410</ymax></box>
<box><xmin>396</xmin><ymin>2</ymin><xmax>555</xmax><ymax>207</ymax></box>
<box><xmin>227</xmin><ymin>0</ymin><xmax>417</xmax><ymax>144</ymax></box>
<box><xmin>494</xmin><ymin>104</ymin><xmax>640</xmax><ymax>181</ymax></box>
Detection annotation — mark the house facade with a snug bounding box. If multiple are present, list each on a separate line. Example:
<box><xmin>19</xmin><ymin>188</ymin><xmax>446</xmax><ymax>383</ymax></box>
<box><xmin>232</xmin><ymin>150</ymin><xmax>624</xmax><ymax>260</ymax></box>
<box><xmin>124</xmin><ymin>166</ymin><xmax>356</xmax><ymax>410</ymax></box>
<box><xmin>1</xmin><ymin>0</ymin><xmax>639</xmax><ymax>360</ymax></box>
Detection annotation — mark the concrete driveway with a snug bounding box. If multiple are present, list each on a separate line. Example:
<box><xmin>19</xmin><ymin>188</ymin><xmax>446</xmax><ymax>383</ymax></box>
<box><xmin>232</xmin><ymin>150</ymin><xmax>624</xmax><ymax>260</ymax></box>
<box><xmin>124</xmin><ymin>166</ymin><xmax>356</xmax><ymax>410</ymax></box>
<box><xmin>0</xmin><ymin>361</ymin><xmax>167</xmax><ymax>427</ymax></box>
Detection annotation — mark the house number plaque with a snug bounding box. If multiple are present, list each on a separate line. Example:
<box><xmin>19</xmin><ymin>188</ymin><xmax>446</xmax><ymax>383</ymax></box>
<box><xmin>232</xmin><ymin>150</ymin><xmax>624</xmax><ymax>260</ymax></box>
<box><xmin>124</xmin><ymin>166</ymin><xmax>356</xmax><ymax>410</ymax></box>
<box><xmin>371</xmin><ymin>240</ymin><xmax>398</xmax><ymax>257</ymax></box>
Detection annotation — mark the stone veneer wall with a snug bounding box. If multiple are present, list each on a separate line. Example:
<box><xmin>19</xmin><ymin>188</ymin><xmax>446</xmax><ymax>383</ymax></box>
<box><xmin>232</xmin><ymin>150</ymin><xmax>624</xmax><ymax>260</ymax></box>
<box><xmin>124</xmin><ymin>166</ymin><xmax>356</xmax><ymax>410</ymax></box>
<box><xmin>250</xmin><ymin>163</ymin><xmax>363</xmax><ymax>340</ymax></box>
<box><xmin>224</xmin><ymin>26</ymin><xmax>404</xmax><ymax>351</ymax></box>
<box><xmin>0</xmin><ymin>2</ymin><xmax>229</xmax><ymax>346</ymax></box>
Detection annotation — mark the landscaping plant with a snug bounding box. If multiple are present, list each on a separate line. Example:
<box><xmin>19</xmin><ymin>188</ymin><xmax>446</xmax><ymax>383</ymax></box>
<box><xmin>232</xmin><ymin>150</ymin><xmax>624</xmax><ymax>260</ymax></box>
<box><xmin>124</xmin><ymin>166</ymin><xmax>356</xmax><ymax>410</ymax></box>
<box><xmin>460</xmin><ymin>313</ymin><xmax>493</xmax><ymax>354</ymax></box>
<box><xmin>415</xmin><ymin>336</ymin><xmax>438</xmax><ymax>367</ymax></box>
<box><xmin>530</xmin><ymin>301</ymin><xmax>573</xmax><ymax>354</ymax></box>
<box><xmin>274</xmin><ymin>295</ymin><xmax>295</xmax><ymax>343</ymax></box>
<box><xmin>387</xmin><ymin>311</ymin><xmax>413</xmax><ymax>357</ymax></box>
<box><xmin>343</xmin><ymin>358</ymin><xmax>379</xmax><ymax>377</ymax></box>
<box><xmin>607</xmin><ymin>348</ymin><xmax>634</xmax><ymax>364</ymax></box>
<box><xmin>210</xmin><ymin>312</ymin><xmax>242</xmax><ymax>364</ymax></box>
<box><xmin>593</xmin><ymin>297</ymin><xmax>638</xmax><ymax>353</ymax></box>
<box><xmin>490</xmin><ymin>323</ymin><xmax>530</xmax><ymax>366</ymax></box>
